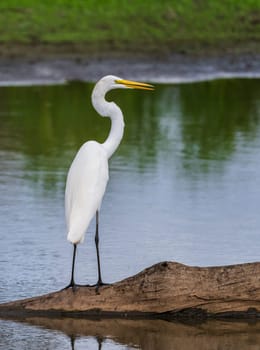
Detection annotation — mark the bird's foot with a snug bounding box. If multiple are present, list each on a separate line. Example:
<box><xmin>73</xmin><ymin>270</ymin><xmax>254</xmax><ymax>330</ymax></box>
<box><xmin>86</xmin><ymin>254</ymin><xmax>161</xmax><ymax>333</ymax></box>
<box><xmin>62</xmin><ymin>281</ymin><xmax>110</xmax><ymax>293</ymax></box>
<box><xmin>94</xmin><ymin>280</ymin><xmax>110</xmax><ymax>293</ymax></box>
<box><xmin>62</xmin><ymin>282</ymin><xmax>80</xmax><ymax>293</ymax></box>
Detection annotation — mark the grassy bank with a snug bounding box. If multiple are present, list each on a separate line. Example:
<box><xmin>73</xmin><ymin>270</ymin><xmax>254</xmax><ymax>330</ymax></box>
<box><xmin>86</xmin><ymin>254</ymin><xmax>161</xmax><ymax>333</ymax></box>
<box><xmin>0</xmin><ymin>0</ymin><xmax>259</xmax><ymax>56</ymax></box>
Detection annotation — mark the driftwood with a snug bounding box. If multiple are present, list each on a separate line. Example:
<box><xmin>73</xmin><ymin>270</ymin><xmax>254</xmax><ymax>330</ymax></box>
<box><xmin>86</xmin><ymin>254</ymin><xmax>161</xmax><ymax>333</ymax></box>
<box><xmin>0</xmin><ymin>261</ymin><xmax>260</xmax><ymax>320</ymax></box>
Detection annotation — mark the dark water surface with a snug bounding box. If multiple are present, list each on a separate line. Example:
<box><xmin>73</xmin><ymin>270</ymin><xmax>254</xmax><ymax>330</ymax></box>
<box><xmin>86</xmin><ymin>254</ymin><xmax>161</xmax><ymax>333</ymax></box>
<box><xmin>0</xmin><ymin>79</ymin><xmax>260</xmax><ymax>349</ymax></box>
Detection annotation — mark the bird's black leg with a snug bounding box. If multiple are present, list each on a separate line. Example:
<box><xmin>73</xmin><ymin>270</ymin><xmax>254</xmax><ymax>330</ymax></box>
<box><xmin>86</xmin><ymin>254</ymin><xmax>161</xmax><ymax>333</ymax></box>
<box><xmin>95</xmin><ymin>211</ymin><xmax>110</xmax><ymax>292</ymax></box>
<box><xmin>64</xmin><ymin>243</ymin><xmax>77</xmax><ymax>291</ymax></box>
<box><xmin>70</xmin><ymin>243</ymin><xmax>77</xmax><ymax>286</ymax></box>
<box><xmin>95</xmin><ymin>211</ymin><xmax>103</xmax><ymax>288</ymax></box>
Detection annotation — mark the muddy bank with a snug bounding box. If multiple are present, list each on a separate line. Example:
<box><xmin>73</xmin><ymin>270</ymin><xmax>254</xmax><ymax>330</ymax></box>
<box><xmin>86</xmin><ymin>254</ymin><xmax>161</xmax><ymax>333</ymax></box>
<box><xmin>0</xmin><ymin>52</ymin><xmax>259</xmax><ymax>86</ymax></box>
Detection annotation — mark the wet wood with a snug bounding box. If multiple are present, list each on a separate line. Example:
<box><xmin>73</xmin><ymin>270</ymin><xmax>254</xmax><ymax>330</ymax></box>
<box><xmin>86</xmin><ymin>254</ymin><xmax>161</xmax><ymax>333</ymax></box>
<box><xmin>0</xmin><ymin>261</ymin><xmax>260</xmax><ymax>319</ymax></box>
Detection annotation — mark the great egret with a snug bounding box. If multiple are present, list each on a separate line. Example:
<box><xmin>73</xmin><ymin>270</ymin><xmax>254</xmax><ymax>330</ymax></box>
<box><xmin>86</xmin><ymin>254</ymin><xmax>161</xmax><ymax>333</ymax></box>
<box><xmin>65</xmin><ymin>75</ymin><xmax>154</xmax><ymax>290</ymax></box>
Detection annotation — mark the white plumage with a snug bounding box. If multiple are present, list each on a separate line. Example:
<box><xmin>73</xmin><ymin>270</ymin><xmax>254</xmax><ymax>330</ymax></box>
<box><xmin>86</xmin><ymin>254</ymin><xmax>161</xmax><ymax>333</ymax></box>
<box><xmin>64</xmin><ymin>75</ymin><xmax>154</xmax><ymax>289</ymax></box>
<box><xmin>65</xmin><ymin>141</ymin><xmax>109</xmax><ymax>244</ymax></box>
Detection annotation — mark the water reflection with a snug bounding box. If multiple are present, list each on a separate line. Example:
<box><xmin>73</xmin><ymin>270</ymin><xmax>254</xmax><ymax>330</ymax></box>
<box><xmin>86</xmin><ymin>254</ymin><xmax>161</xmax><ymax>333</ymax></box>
<box><xmin>179</xmin><ymin>79</ymin><xmax>260</xmax><ymax>171</ymax></box>
<box><xmin>1</xmin><ymin>317</ymin><xmax>260</xmax><ymax>350</ymax></box>
<box><xmin>70</xmin><ymin>335</ymin><xmax>103</xmax><ymax>350</ymax></box>
<box><xmin>0</xmin><ymin>79</ymin><xmax>259</xmax><ymax>182</ymax></box>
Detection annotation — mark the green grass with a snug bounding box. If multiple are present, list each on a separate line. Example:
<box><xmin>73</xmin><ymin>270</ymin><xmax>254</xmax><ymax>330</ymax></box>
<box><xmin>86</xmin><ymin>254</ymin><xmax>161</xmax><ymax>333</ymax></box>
<box><xmin>0</xmin><ymin>0</ymin><xmax>259</xmax><ymax>54</ymax></box>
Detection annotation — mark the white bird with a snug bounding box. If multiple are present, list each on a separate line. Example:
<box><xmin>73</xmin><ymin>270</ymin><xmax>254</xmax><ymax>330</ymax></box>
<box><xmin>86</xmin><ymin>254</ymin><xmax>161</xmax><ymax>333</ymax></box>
<box><xmin>65</xmin><ymin>75</ymin><xmax>154</xmax><ymax>290</ymax></box>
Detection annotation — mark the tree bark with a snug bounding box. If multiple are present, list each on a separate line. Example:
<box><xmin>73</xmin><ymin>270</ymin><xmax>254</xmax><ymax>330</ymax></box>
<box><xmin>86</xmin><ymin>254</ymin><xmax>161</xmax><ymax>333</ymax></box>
<box><xmin>1</xmin><ymin>261</ymin><xmax>260</xmax><ymax>320</ymax></box>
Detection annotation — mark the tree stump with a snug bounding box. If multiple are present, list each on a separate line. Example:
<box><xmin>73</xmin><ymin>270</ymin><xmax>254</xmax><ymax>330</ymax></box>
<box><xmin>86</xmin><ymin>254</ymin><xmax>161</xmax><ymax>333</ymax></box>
<box><xmin>0</xmin><ymin>261</ymin><xmax>260</xmax><ymax>320</ymax></box>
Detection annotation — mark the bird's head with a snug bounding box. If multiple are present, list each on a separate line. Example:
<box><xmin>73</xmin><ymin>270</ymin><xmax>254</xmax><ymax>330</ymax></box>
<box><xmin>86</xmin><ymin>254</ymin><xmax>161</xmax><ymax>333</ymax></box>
<box><xmin>91</xmin><ymin>75</ymin><xmax>154</xmax><ymax>118</ymax></box>
<box><xmin>94</xmin><ymin>75</ymin><xmax>154</xmax><ymax>94</ymax></box>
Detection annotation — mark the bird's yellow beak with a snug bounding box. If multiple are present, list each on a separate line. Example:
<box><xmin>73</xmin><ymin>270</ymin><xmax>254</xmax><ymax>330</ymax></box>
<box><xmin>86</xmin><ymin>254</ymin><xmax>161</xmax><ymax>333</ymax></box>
<box><xmin>116</xmin><ymin>79</ymin><xmax>154</xmax><ymax>91</ymax></box>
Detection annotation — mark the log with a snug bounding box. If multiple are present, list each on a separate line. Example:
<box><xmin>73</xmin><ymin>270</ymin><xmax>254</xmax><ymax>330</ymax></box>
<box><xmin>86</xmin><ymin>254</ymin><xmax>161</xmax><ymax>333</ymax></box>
<box><xmin>1</xmin><ymin>261</ymin><xmax>260</xmax><ymax>320</ymax></box>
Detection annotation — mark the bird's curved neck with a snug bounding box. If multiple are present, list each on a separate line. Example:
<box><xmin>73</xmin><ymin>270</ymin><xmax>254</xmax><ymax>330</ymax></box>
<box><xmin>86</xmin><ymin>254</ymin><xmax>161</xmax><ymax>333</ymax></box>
<box><xmin>92</xmin><ymin>91</ymin><xmax>125</xmax><ymax>159</ymax></box>
<box><xmin>103</xmin><ymin>103</ymin><xmax>124</xmax><ymax>158</ymax></box>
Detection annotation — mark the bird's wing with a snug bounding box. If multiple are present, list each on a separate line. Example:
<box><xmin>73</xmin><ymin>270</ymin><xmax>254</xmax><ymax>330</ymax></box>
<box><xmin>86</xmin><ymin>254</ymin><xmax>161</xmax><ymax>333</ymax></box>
<box><xmin>65</xmin><ymin>141</ymin><xmax>109</xmax><ymax>244</ymax></box>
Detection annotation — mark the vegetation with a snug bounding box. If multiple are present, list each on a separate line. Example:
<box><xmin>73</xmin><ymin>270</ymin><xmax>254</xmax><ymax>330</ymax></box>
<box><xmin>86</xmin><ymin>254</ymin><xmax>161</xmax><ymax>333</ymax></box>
<box><xmin>0</xmin><ymin>0</ymin><xmax>259</xmax><ymax>55</ymax></box>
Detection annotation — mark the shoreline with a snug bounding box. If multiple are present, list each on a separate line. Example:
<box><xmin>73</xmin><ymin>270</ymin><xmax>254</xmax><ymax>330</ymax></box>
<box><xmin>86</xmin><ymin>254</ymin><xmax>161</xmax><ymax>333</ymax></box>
<box><xmin>0</xmin><ymin>52</ymin><xmax>259</xmax><ymax>86</ymax></box>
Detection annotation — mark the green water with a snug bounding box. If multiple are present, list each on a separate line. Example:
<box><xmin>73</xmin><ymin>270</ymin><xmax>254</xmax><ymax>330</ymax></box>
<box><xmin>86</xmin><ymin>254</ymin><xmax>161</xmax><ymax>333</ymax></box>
<box><xmin>0</xmin><ymin>78</ymin><xmax>260</xmax><ymax>349</ymax></box>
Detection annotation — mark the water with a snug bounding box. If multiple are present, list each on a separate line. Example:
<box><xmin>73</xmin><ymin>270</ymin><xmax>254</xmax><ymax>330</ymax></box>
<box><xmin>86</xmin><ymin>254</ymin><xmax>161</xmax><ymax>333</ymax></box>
<box><xmin>1</xmin><ymin>318</ymin><xmax>260</xmax><ymax>350</ymax></box>
<box><xmin>0</xmin><ymin>78</ymin><xmax>260</xmax><ymax>348</ymax></box>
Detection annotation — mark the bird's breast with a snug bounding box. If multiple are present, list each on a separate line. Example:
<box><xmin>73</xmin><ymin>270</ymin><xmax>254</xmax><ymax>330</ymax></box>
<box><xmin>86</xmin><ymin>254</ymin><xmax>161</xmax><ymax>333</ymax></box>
<box><xmin>65</xmin><ymin>141</ymin><xmax>109</xmax><ymax>243</ymax></box>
